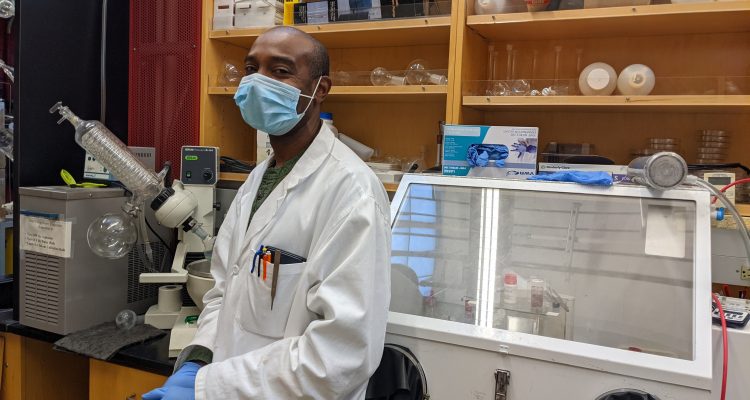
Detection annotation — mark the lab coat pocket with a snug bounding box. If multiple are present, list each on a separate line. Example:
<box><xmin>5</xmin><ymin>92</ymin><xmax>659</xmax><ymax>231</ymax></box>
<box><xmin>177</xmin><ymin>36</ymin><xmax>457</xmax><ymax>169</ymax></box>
<box><xmin>237</xmin><ymin>261</ymin><xmax>307</xmax><ymax>338</ymax></box>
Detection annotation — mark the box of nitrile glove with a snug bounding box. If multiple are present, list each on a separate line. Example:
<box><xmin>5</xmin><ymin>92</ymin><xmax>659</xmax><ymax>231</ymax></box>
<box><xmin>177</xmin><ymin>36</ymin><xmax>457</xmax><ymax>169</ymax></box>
<box><xmin>442</xmin><ymin>124</ymin><xmax>538</xmax><ymax>178</ymax></box>
<box><xmin>538</xmin><ymin>163</ymin><xmax>632</xmax><ymax>183</ymax></box>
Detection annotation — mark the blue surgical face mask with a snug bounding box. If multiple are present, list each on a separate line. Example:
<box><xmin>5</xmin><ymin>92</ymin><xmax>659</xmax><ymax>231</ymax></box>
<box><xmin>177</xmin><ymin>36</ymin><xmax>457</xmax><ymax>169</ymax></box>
<box><xmin>234</xmin><ymin>73</ymin><xmax>321</xmax><ymax>136</ymax></box>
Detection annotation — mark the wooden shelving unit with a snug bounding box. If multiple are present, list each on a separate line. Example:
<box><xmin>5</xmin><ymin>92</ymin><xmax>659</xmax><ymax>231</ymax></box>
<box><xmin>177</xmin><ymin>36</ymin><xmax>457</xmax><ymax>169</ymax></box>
<box><xmin>467</xmin><ymin>2</ymin><xmax>750</xmax><ymax>41</ymax></box>
<box><xmin>210</xmin><ymin>16</ymin><xmax>452</xmax><ymax>48</ymax></box>
<box><xmin>201</xmin><ymin>1</ymin><xmax>750</xmax><ymax>189</ymax></box>
<box><xmin>463</xmin><ymin>95</ymin><xmax>750</xmax><ymax>112</ymax></box>
<box><xmin>209</xmin><ymin>85</ymin><xmax>449</xmax><ymax>102</ymax></box>
<box><xmin>450</xmin><ymin>0</ymin><xmax>750</xmax><ymax>168</ymax></box>
<box><xmin>201</xmin><ymin>0</ymin><xmax>458</xmax><ymax>187</ymax></box>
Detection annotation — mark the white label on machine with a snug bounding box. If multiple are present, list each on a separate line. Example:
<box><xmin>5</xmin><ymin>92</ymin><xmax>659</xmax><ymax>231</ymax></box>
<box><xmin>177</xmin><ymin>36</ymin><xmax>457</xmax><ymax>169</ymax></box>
<box><xmin>84</xmin><ymin>147</ymin><xmax>156</xmax><ymax>181</ymax></box>
<box><xmin>644</xmin><ymin>205</ymin><xmax>686</xmax><ymax>258</ymax></box>
<box><xmin>19</xmin><ymin>212</ymin><xmax>72</xmax><ymax>258</ymax></box>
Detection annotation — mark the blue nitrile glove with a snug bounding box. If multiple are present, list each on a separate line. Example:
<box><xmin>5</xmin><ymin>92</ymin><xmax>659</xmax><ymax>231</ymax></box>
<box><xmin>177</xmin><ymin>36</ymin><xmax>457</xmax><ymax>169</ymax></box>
<box><xmin>142</xmin><ymin>362</ymin><xmax>200</xmax><ymax>400</ymax></box>
<box><xmin>511</xmin><ymin>141</ymin><xmax>537</xmax><ymax>159</ymax></box>
<box><xmin>528</xmin><ymin>171</ymin><xmax>613</xmax><ymax>186</ymax></box>
<box><xmin>467</xmin><ymin>144</ymin><xmax>509</xmax><ymax>167</ymax></box>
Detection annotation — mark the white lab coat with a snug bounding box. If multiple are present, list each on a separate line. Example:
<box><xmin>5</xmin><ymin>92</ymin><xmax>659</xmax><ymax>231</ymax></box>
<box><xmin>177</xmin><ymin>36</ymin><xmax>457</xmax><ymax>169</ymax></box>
<box><xmin>189</xmin><ymin>123</ymin><xmax>392</xmax><ymax>399</ymax></box>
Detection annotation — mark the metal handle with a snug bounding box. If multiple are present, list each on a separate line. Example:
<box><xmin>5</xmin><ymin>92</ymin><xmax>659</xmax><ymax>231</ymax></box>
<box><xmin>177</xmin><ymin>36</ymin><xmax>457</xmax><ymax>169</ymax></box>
<box><xmin>494</xmin><ymin>369</ymin><xmax>510</xmax><ymax>400</ymax></box>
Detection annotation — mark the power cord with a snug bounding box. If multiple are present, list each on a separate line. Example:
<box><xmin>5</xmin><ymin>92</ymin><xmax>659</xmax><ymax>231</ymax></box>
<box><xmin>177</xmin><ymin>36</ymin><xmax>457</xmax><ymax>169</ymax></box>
<box><xmin>711</xmin><ymin>177</ymin><xmax>750</xmax><ymax>204</ymax></box>
<box><xmin>712</xmin><ymin>293</ymin><xmax>728</xmax><ymax>400</ymax></box>
<box><xmin>144</xmin><ymin>216</ymin><xmax>173</xmax><ymax>272</ymax></box>
<box><xmin>220</xmin><ymin>156</ymin><xmax>254</xmax><ymax>173</ymax></box>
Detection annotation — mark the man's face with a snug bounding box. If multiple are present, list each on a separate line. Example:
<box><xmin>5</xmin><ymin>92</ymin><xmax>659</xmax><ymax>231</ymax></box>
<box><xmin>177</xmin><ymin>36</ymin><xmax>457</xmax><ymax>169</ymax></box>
<box><xmin>244</xmin><ymin>30</ymin><xmax>317</xmax><ymax>114</ymax></box>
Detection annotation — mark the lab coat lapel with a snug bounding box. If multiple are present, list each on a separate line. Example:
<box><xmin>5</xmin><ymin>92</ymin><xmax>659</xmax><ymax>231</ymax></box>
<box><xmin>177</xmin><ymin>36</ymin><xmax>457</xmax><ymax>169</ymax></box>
<box><xmin>280</xmin><ymin>122</ymin><xmax>335</xmax><ymax>192</ymax></box>
<box><xmin>240</xmin><ymin>123</ymin><xmax>335</xmax><ymax>256</ymax></box>
<box><xmin>237</xmin><ymin>160</ymin><xmax>270</xmax><ymax>257</ymax></box>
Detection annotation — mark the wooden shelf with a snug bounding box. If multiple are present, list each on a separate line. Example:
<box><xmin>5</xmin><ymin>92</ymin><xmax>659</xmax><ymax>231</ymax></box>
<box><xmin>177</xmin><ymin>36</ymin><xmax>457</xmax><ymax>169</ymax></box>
<box><xmin>467</xmin><ymin>2</ymin><xmax>750</xmax><ymax>41</ymax></box>
<box><xmin>463</xmin><ymin>95</ymin><xmax>750</xmax><ymax>112</ymax></box>
<box><xmin>210</xmin><ymin>16</ymin><xmax>452</xmax><ymax>48</ymax></box>
<box><xmin>209</xmin><ymin>85</ymin><xmax>448</xmax><ymax>102</ymax></box>
<box><xmin>219</xmin><ymin>172</ymin><xmax>251</xmax><ymax>182</ymax></box>
<box><xmin>221</xmin><ymin>172</ymin><xmax>401</xmax><ymax>193</ymax></box>
<box><xmin>383</xmin><ymin>182</ymin><xmax>400</xmax><ymax>193</ymax></box>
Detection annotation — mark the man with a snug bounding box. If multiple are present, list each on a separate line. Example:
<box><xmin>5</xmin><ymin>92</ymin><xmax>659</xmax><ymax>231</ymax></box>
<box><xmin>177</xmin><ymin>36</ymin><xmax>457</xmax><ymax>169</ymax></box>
<box><xmin>144</xmin><ymin>26</ymin><xmax>391</xmax><ymax>399</ymax></box>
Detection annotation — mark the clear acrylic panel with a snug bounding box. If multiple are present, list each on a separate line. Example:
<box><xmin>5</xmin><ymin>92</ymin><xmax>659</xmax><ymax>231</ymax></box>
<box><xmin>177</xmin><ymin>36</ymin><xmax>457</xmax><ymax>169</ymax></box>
<box><xmin>391</xmin><ymin>183</ymin><xmax>696</xmax><ymax>360</ymax></box>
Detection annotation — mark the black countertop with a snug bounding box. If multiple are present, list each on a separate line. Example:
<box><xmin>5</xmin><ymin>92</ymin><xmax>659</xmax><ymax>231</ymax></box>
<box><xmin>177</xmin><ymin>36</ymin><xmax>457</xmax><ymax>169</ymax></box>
<box><xmin>0</xmin><ymin>319</ymin><xmax>174</xmax><ymax>376</ymax></box>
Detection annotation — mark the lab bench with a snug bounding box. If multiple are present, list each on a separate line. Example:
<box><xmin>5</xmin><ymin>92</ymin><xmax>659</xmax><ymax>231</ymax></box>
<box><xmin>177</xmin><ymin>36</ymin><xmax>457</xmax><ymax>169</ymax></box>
<box><xmin>0</xmin><ymin>320</ymin><xmax>169</xmax><ymax>400</ymax></box>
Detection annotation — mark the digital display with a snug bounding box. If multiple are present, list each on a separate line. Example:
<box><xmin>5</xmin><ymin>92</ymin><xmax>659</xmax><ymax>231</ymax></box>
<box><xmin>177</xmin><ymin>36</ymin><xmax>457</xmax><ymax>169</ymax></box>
<box><xmin>708</xmin><ymin>176</ymin><xmax>732</xmax><ymax>186</ymax></box>
<box><xmin>185</xmin><ymin>155</ymin><xmax>198</xmax><ymax>161</ymax></box>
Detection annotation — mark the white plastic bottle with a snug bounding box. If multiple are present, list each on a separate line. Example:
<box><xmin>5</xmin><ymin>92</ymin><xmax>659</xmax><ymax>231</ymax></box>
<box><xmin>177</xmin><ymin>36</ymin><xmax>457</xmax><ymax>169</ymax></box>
<box><xmin>320</xmin><ymin>112</ymin><xmax>375</xmax><ymax>161</ymax></box>
<box><xmin>578</xmin><ymin>62</ymin><xmax>617</xmax><ymax>96</ymax></box>
<box><xmin>617</xmin><ymin>64</ymin><xmax>656</xmax><ymax>96</ymax></box>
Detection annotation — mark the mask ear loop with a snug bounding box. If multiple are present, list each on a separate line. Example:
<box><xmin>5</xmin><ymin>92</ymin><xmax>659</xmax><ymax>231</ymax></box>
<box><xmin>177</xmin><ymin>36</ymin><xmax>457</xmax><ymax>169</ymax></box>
<box><xmin>298</xmin><ymin>76</ymin><xmax>323</xmax><ymax>117</ymax></box>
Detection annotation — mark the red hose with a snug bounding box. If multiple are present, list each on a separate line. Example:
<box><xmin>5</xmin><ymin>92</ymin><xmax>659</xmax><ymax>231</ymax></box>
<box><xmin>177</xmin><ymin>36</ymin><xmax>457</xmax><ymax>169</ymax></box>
<box><xmin>711</xmin><ymin>177</ymin><xmax>750</xmax><ymax>204</ymax></box>
<box><xmin>712</xmin><ymin>293</ymin><xmax>728</xmax><ymax>400</ymax></box>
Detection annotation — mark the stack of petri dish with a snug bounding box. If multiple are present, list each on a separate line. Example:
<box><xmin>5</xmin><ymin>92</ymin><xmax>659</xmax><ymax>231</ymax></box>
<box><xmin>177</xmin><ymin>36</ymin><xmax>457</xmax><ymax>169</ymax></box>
<box><xmin>648</xmin><ymin>138</ymin><xmax>681</xmax><ymax>153</ymax></box>
<box><xmin>630</xmin><ymin>148</ymin><xmax>658</xmax><ymax>159</ymax></box>
<box><xmin>632</xmin><ymin>138</ymin><xmax>681</xmax><ymax>160</ymax></box>
<box><xmin>696</xmin><ymin>130</ymin><xmax>730</xmax><ymax>164</ymax></box>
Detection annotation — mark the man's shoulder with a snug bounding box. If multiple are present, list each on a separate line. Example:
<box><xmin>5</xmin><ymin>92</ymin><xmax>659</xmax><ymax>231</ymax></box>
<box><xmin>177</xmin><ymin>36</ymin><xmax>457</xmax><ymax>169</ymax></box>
<box><xmin>324</xmin><ymin>141</ymin><xmax>387</xmax><ymax>201</ymax></box>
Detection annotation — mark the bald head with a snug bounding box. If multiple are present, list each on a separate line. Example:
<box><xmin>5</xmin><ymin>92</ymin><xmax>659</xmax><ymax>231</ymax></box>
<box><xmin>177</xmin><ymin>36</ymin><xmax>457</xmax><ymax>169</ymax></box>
<box><xmin>251</xmin><ymin>26</ymin><xmax>329</xmax><ymax>80</ymax></box>
<box><xmin>242</xmin><ymin>25</ymin><xmax>333</xmax><ymax>140</ymax></box>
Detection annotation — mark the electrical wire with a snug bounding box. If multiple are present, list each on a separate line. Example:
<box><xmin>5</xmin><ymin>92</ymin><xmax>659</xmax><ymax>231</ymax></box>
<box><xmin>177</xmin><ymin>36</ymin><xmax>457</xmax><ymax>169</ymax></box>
<box><xmin>712</xmin><ymin>293</ymin><xmax>728</xmax><ymax>400</ymax></box>
<box><xmin>220</xmin><ymin>156</ymin><xmax>254</xmax><ymax>173</ymax></box>
<box><xmin>711</xmin><ymin>177</ymin><xmax>750</xmax><ymax>204</ymax></box>
<box><xmin>144</xmin><ymin>215</ymin><xmax>172</xmax><ymax>272</ymax></box>
<box><xmin>695</xmin><ymin>178</ymin><xmax>750</xmax><ymax>264</ymax></box>
<box><xmin>689</xmin><ymin>162</ymin><xmax>750</xmax><ymax>175</ymax></box>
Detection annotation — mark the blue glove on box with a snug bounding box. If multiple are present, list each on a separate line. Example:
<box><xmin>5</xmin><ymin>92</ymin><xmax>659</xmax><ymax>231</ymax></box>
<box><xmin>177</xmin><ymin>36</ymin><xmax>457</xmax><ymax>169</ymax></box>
<box><xmin>528</xmin><ymin>171</ymin><xmax>613</xmax><ymax>186</ymax></box>
<box><xmin>142</xmin><ymin>362</ymin><xmax>200</xmax><ymax>400</ymax></box>
<box><xmin>467</xmin><ymin>144</ymin><xmax>510</xmax><ymax>167</ymax></box>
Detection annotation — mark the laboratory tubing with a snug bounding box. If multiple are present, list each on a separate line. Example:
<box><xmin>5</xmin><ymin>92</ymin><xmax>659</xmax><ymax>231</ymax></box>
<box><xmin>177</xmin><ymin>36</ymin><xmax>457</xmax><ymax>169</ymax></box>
<box><xmin>370</xmin><ymin>67</ymin><xmax>406</xmax><ymax>86</ymax></box>
<box><xmin>503</xmin><ymin>271</ymin><xmax>517</xmax><ymax>304</ymax></box>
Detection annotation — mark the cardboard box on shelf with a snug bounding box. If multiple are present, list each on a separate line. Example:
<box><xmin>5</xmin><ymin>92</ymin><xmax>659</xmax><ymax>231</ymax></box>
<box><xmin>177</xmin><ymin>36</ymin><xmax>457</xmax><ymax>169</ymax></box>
<box><xmin>293</xmin><ymin>1</ymin><xmax>334</xmax><ymax>24</ymax></box>
<box><xmin>235</xmin><ymin>0</ymin><xmax>284</xmax><ymax>28</ymax></box>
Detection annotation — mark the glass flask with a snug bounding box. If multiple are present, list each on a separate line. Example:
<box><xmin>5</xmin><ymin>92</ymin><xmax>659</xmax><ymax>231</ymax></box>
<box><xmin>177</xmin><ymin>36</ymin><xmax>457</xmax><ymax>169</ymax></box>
<box><xmin>370</xmin><ymin>67</ymin><xmax>406</xmax><ymax>86</ymax></box>
<box><xmin>87</xmin><ymin>212</ymin><xmax>138</xmax><ymax>259</ymax></box>
<box><xmin>218</xmin><ymin>62</ymin><xmax>242</xmax><ymax>87</ymax></box>
<box><xmin>115</xmin><ymin>309</ymin><xmax>137</xmax><ymax>330</ymax></box>
<box><xmin>405</xmin><ymin>59</ymin><xmax>448</xmax><ymax>85</ymax></box>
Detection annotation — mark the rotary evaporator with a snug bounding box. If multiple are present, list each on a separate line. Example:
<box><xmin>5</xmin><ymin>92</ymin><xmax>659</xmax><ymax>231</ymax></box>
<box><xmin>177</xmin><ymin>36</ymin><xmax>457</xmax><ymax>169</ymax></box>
<box><xmin>22</xmin><ymin>102</ymin><xmax>221</xmax><ymax>351</ymax></box>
